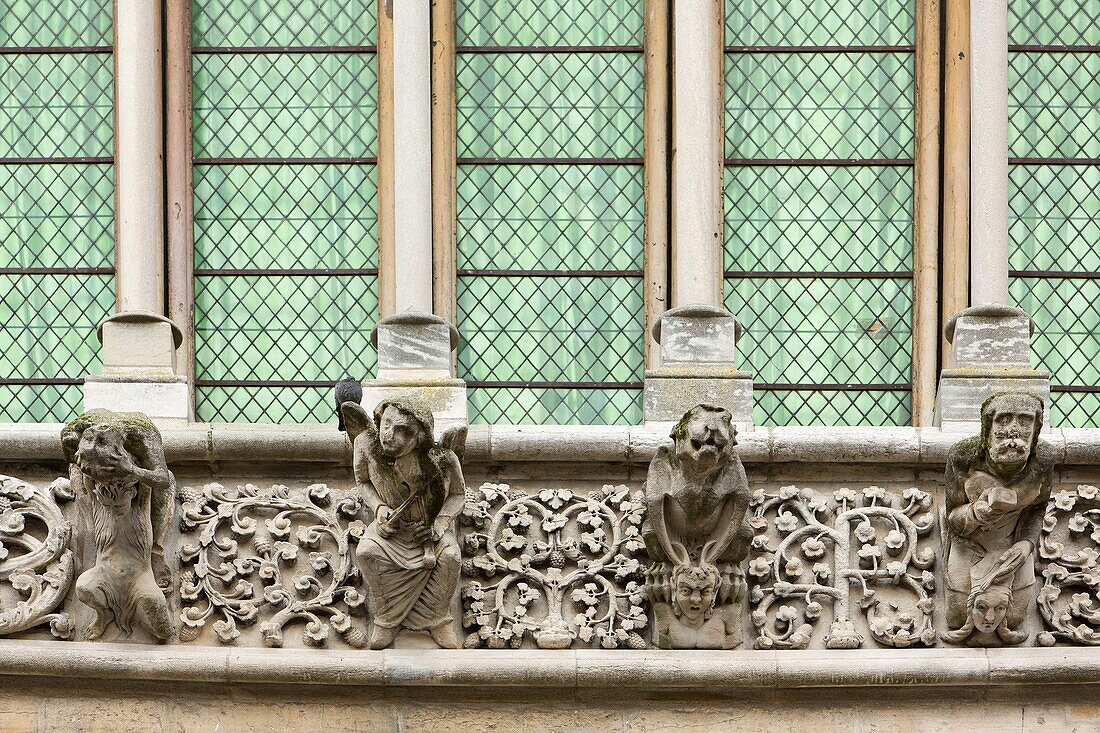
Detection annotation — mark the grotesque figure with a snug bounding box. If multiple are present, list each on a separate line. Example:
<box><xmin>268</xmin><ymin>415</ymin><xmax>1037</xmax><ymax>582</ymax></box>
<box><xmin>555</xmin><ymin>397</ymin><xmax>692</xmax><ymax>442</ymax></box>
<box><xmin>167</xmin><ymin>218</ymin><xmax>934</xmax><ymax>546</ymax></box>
<box><xmin>942</xmin><ymin>393</ymin><xmax>1055</xmax><ymax>646</ymax></box>
<box><xmin>340</xmin><ymin>397</ymin><xmax>466</xmax><ymax>649</ymax></box>
<box><xmin>643</xmin><ymin>404</ymin><xmax>752</xmax><ymax>649</ymax></box>
<box><xmin>60</xmin><ymin>410</ymin><xmax>175</xmax><ymax>641</ymax></box>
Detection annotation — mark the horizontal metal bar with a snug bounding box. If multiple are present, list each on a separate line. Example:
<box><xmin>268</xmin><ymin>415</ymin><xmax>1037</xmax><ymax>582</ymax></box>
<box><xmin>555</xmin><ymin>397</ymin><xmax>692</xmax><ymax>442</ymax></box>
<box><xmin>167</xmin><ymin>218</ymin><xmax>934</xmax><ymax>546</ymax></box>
<box><xmin>1052</xmin><ymin>386</ymin><xmax>1100</xmax><ymax>394</ymax></box>
<box><xmin>0</xmin><ymin>378</ymin><xmax>83</xmax><ymax>386</ymax></box>
<box><xmin>191</xmin><ymin>45</ymin><xmax>377</xmax><ymax>54</ymax></box>
<box><xmin>756</xmin><ymin>383</ymin><xmax>912</xmax><ymax>392</ymax></box>
<box><xmin>725</xmin><ymin>158</ymin><xmax>913</xmax><ymax>167</ymax></box>
<box><xmin>196</xmin><ymin>380</ymin><xmax>337</xmax><ymax>389</ymax></box>
<box><xmin>457</xmin><ymin>45</ymin><xmax>643</xmax><ymax>54</ymax></box>
<box><xmin>0</xmin><ymin>157</ymin><xmax>113</xmax><ymax>166</ymax></box>
<box><xmin>194</xmin><ymin>157</ymin><xmax>377</xmax><ymax>166</ymax></box>
<box><xmin>1011</xmin><ymin>271</ymin><xmax>1100</xmax><ymax>280</ymax></box>
<box><xmin>458</xmin><ymin>269</ymin><xmax>643</xmax><ymax>278</ymax></box>
<box><xmin>467</xmin><ymin>380</ymin><xmax>644</xmax><ymax>390</ymax></box>
<box><xmin>0</xmin><ymin>268</ymin><xmax>114</xmax><ymax>276</ymax></box>
<box><xmin>195</xmin><ymin>268</ymin><xmax>379</xmax><ymax>277</ymax></box>
<box><xmin>1010</xmin><ymin>157</ymin><xmax>1100</xmax><ymax>166</ymax></box>
<box><xmin>0</xmin><ymin>46</ymin><xmax>112</xmax><ymax>55</ymax></box>
<box><xmin>1010</xmin><ymin>44</ymin><xmax>1100</xmax><ymax>53</ymax></box>
<box><xmin>725</xmin><ymin>45</ymin><xmax>915</xmax><ymax>54</ymax></box>
<box><xmin>725</xmin><ymin>271</ymin><xmax>912</xmax><ymax>280</ymax></box>
<box><xmin>458</xmin><ymin>157</ymin><xmax>643</xmax><ymax>166</ymax></box>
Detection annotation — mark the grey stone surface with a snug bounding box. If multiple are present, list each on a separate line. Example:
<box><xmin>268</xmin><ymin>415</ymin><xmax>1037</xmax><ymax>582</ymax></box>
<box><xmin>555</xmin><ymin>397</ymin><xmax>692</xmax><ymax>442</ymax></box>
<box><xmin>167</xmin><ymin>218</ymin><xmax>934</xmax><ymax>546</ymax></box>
<box><xmin>376</xmin><ymin>321</ymin><xmax>453</xmax><ymax>372</ymax></box>
<box><xmin>949</xmin><ymin>312</ymin><xmax>1033</xmax><ymax>369</ymax></box>
<box><xmin>644</xmin><ymin>374</ymin><xmax>754</xmax><ymax>426</ymax></box>
<box><xmin>656</xmin><ymin>306</ymin><xmax>740</xmax><ymax>365</ymax></box>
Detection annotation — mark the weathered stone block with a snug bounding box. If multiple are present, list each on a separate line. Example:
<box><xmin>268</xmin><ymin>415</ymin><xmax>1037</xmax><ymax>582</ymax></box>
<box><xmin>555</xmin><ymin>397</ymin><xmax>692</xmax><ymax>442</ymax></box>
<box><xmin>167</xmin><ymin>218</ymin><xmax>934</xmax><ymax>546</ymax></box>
<box><xmin>360</xmin><ymin>380</ymin><xmax>467</xmax><ymax>433</ymax></box>
<box><xmin>948</xmin><ymin>312</ymin><xmax>1032</xmax><ymax>369</ymax></box>
<box><xmin>936</xmin><ymin>371</ymin><xmax>1050</xmax><ymax>431</ymax></box>
<box><xmin>657</xmin><ymin>305</ymin><xmax>740</xmax><ymax>365</ymax></box>
<box><xmin>82</xmin><ymin>376</ymin><xmax>190</xmax><ymax>422</ymax></box>
<box><xmin>644</xmin><ymin>373</ymin><xmax>753</xmax><ymax>427</ymax></box>
<box><xmin>97</xmin><ymin>311</ymin><xmax>182</xmax><ymax>378</ymax></box>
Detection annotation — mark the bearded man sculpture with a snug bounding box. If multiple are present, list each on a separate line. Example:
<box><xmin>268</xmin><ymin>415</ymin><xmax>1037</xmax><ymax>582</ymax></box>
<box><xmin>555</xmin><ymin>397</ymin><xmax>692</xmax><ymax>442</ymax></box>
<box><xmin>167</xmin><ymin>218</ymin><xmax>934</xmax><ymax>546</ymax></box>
<box><xmin>61</xmin><ymin>410</ymin><xmax>175</xmax><ymax>641</ymax></box>
<box><xmin>942</xmin><ymin>392</ymin><xmax>1055</xmax><ymax>646</ymax></box>
<box><xmin>340</xmin><ymin>397</ymin><xmax>466</xmax><ymax>649</ymax></box>
<box><xmin>643</xmin><ymin>404</ymin><xmax>752</xmax><ymax>649</ymax></box>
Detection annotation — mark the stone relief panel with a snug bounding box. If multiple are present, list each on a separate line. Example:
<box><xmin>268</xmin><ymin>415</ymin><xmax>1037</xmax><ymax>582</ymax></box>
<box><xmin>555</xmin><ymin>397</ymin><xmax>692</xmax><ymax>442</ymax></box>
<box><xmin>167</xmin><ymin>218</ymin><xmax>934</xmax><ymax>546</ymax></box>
<box><xmin>459</xmin><ymin>482</ymin><xmax>649</xmax><ymax>649</ymax></box>
<box><xmin>747</xmin><ymin>485</ymin><xmax>937</xmax><ymax>649</ymax></box>
<box><xmin>0</xmin><ymin>475</ymin><xmax>75</xmax><ymax>639</ymax></box>
<box><xmin>177</xmin><ymin>482</ymin><xmax>368</xmax><ymax>648</ymax></box>
<box><xmin>1037</xmin><ymin>484</ymin><xmax>1100</xmax><ymax>646</ymax></box>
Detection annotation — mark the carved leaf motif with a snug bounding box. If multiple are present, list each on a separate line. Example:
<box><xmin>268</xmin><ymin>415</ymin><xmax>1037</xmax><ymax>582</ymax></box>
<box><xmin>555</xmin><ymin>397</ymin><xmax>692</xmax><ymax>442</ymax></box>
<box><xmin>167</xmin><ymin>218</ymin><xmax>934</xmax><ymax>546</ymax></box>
<box><xmin>1037</xmin><ymin>485</ymin><xmax>1100</xmax><ymax>645</ymax></box>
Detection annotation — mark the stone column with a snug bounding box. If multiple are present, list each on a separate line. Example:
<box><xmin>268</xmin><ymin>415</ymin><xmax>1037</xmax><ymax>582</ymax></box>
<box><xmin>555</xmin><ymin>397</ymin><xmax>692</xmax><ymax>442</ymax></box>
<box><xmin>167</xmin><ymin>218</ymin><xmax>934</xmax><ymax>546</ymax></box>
<box><xmin>361</xmin><ymin>1</ymin><xmax>465</xmax><ymax>429</ymax></box>
<box><xmin>82</xmin><ymin>0</ymin><xmax>189</xmax><ymax>421</ymax></box>
<box><xmin>935</xmin><ymin>0</ymin><xmax>1048</xmax><ymax>429</ymax></box>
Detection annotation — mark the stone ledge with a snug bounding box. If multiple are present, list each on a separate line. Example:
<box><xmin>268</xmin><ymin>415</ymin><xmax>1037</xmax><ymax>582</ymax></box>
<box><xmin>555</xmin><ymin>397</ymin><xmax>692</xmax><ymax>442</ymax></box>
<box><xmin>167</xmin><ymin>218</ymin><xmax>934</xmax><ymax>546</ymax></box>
<box><xmin>5</xmin><ymin>422</ymin><xmax>1100</xmax><ymax>466</ymax></box>
<box><xmin>0</xmin><ymin>643</ymin><xmax>1097</xmax><ymax>690</ymax></box>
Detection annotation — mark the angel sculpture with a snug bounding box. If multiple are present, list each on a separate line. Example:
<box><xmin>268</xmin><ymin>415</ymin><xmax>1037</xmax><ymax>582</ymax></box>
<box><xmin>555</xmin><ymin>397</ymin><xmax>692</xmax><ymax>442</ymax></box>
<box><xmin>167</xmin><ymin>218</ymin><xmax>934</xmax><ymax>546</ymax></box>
<box><xmin>339</xmin><ymin>396</ymin><xmax>467</xmax><ymax>649</ymax></box>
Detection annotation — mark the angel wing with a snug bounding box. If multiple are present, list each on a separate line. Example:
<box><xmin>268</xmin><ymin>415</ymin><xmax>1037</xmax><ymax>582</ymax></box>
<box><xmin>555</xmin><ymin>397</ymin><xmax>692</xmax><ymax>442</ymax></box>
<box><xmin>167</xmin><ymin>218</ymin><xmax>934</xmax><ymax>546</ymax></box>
<box><xmin>439</xmin><ymin>423</ymin><xmax>468</xmax><ymax>459</ymax></box>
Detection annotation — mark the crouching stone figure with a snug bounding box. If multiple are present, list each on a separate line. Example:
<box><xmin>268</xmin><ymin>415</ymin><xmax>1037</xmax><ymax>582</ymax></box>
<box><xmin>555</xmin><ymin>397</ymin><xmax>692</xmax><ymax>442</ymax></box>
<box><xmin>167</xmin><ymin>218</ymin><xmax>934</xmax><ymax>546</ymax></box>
<box><xmin>340</xmin><ymin>397</ymin><xmax>466</xmax><ymax>649</ymax></box>
<box><xmin>61</xmin><ymin>409</ymin><xmax>175</xmax><ymax>641</ymax></box>
<box><xmin>643</xmin><ymin>404</ymin><xmax>753</xmax><ymax>648</ymax></box>
<box><xmin>942</xmin><ymin>392</ymin><xmax>1055</xmax><ymax>646</ymax></box>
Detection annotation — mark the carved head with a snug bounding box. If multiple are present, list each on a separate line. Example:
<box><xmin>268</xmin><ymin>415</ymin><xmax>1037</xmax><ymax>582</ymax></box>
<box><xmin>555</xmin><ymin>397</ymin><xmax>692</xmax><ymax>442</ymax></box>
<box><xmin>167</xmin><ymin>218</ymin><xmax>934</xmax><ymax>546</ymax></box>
<box><xmin>670</xmin><ymin>404</ymin><xmax>735</xmax><ymax>476</ymax></box>
<box><xmin>91</xmin><ymin>480</ymin><xmax>139</xmax><ymax>519</ymax></box>
<box><xmin>980</xmin><ymin>393</ymin><xmax>1043</xmax><ymax>474</ymax></box>
<box><xmin>71</xmin><ymin>422</ymin><xmax>131</xmax><ymax>483</ymax></box>
<box><xmin>970</xmin><ymin>584</ymin><xmax>1012</xmax><ymax>634</ymax></box>
<box><xmin>373</xmin><ymin>397</ymin><xmax>434</xmax><ymax>459</ymax></box>
<box><xmin>671</xmin><ymin>562</ymin><xmax>720</xmax><ymax>623</ymax></box>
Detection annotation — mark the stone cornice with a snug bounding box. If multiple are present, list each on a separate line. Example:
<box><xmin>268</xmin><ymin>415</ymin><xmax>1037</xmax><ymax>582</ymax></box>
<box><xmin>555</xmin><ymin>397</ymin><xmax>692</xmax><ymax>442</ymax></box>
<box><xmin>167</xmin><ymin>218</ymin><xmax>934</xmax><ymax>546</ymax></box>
<box><xmin>0</xmin><ymin>643</ymin><xmax>1097</xmax><ymax>689</ymax></box>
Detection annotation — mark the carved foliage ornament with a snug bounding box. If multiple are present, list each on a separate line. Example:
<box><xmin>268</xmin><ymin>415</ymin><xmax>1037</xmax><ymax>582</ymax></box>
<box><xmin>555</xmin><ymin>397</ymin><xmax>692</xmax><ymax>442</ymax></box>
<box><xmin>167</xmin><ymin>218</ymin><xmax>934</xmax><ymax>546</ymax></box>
<box><xmin>1037</xmin><ymin>484</ymin><xmax>1100</xmax><ymax>645</ymax></box>
<box><xmin>0</xmin><ymin>476</ymin><xmax>75</xmax><ymax>639</ymax></box>
<box><xmin>178</xmin><ymin>482</ymin><xmax>368</xmax><ymax>648</ymax></box>
<box><xmin>748</xmin><ymin>485</ymin><xmax>936</xmax><ymax>649</ymax></box>
<box><xmin>460</xmin><ymin>483</ymin><xmax>648</xmax><ymax>649</ymax></box>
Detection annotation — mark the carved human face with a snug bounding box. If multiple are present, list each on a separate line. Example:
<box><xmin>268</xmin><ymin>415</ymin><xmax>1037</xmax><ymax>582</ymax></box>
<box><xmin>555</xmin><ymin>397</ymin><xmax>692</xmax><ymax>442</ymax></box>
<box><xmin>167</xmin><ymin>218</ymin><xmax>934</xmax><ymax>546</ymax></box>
<box><xmin>378</xmin><ymin>405</ymin><xmax>422</xmax><ymax>458</ymax></box>
<box><xmin>92</xmin><ymin>481</ymin><xmax>138</xmax><ymax>519</ymax></box>
<box><xmin>986</xmin><ymin>397</ymin><xmax>1038</xmax><ymax>470</ymax></box>
<box><xmin>674</xmin><ymin>572</ymin><xmax>716</xmax><ymax>623</ymax></box>
<box><xmin>971</xmin><ymin>585</ymin><xmax>1012</xmax><ymax>633</ymax></box>
<box><xmin>74</xmin><ymin>425</ymin><xmax>129</xmax><ymax>481</ymax></box>
<box><xmin>675</xmin><ymin>408</ymin><xmax>733</xmax><ymax>474</ymax></box>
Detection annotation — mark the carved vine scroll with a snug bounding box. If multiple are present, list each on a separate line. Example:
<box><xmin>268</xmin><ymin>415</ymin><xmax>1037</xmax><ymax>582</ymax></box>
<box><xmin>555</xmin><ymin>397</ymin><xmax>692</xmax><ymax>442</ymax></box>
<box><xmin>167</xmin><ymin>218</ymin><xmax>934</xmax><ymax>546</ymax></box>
<box><xmin>748</xmin><ymin>485</ymin><xmax>936</xmax><ymax>649</ymax></box>
<box><xmin>0</xmin><ymin>476</ymin><xmax>75</xmax><ymax>639</ymax></box>
<box><xmin>177</xmin><ymin>483</ymin><xmax>368</xmax><ymax>648</ymax></box>
<box><xmin>1037</xmin><ymin>484</ymin><xmax>1100</xmax><ymax>645</ymax></box>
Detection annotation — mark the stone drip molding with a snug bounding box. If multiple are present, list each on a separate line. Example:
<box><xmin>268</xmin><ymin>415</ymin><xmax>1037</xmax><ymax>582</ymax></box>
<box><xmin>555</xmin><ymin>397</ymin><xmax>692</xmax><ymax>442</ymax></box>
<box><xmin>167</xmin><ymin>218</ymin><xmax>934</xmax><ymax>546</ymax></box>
<box><xmin>1</xmin><ymin>642</ymin><xmax>1100</xmax><ymax>690</ymax></box>
<box><xmin>7</xmin><ymin>423</ymin><xmax>1100</xmax><ymax>467</ymax></box>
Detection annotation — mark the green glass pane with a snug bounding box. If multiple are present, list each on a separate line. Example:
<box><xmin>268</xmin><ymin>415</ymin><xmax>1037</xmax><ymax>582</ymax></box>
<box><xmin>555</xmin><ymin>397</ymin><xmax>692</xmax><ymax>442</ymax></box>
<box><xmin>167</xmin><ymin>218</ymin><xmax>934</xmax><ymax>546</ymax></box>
<box><xmin>457</xmin><ymin>53</ymin><xmax>643</xmax><ymax>159</ymax></box>
<box><xmin>726</xmin><ymin>0</ymin><xmax>913</xmax><ymax>47</ymax></box>
<box><xmin>2</xmin><ymin>0</ymin><xmax>112</xmax><ymax>47</ymax></box>
<box><xmin>1009</xmin><ymin>0</ymin><xmax>1099</xmax><ymax>46</ymax></box>
<box><xmin>457</xmin><ymin>276</ymin><xmax>643</xmax><ymax>383</ymax></box>
<box><xmin>1009</xmin><ymin>52</ymin><xmax>1100</xmax><ymax>160</ymax></box>
<box><xmin>1</xmin><ymin>163</ymin><xmax>113</xmax><ymax>268</ymax></box>
<box><xmin>468</xmin><ymin>386</ymin><xmax>642</xmax><ymax>425</ymax></box>
<box><xmin>194</xmin><ymin>164</ymin><xmax>377</xmax><ymax>269</ymax></box>
<box><xmin>195</xmin><ymin>274</ymin><xmax>378</xmax><ymax>382</ymax></box>
<box><xmin>0</xmin><ymin>273</ymin><xmax>112</xmax><ymax>379</ymax></box>
<box><xmin>456</xmin><ymin>0</ymin><xmax>642</xmax><ymax>46</ymax></box>
<box><xmin>1011</xmin><ymin>277</ymin><xmax>1100</xmax><ymax>390</ymax></box>
<box><xmin>724</xmin><ymin>52</ymin><xmax>914</xmax><ymax>160</ymax></box>
<box><xmin>724</xmin><ymin>165</ymin><xmax>912</xmax><ymax>272</ymax></box>
<box><xmin>725</xmin><ymin>277</ymin><xmax>913</xmax><ymax>385</ymax></box>
<box><xmin>0</xmin><ymin>384</ymin><xmax>84</xmax><ymax>423</ymax></box>
<box><xmin>192</xmin><ymin>53</ymin><xmax>378</xmax><ymax>159</ymax></box>
<box><xmin>755</xmin><ymin>389</ymin><xmax>911</xmax><ymax>426</ymax></box>
<box><xmin>192</xmin><ymin>0</ymin><xmax>376</xmax><ymax>47</ymax></box>
<box><xmin>196</xmin><ymin>384</ymin><xmax>338</xmax><ymax>424</ymax></box>
<box><xmin>1050</xmin><ymin>392</ymin><xmax>1100</xmax><ymax>428</ymax></box>
<box><xmin>1009</xmin><ymin>164</ymin><xmax>1100</xmax><ymax>271</ymax></box>
<box><xmin>0</xmin><ymin>53</ymin><xmax>114</xmax><ymax>158</ymax></box>
<box><xmin>457</xmin><ymin>164</ymin><xmax>643</xmax><ymax>270</ymax></box>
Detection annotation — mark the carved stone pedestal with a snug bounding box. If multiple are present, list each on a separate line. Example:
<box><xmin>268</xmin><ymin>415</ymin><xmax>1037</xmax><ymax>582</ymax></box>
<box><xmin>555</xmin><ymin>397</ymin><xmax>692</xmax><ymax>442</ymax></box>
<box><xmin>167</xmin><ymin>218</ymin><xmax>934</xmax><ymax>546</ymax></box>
<box><xmin>81</xmin><ymin>311</ymin><xmax>189</xmax><ymax>422</ymax></box>
<box><xmin>936</xmin><ymin>304</ymin><xmax>1050</xmax><ymax>431</ymax></box>
<box><xmin>643</xmin><ymin>305</ymin><xmax>754</xmax><ymax>428</ymax></box>
<box><xmin>360</xmin><ymin>311</ymin><xmax>466</xmax><ymax>432</ymax></box>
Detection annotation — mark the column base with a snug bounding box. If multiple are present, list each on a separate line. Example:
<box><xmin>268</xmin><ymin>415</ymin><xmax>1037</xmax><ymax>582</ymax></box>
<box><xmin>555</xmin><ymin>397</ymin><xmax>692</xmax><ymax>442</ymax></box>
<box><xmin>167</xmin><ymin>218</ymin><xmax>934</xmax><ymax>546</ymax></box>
<box><xmin>360</xmin><ymin>377</ymin><xmax>468</xmax><ymax>432</ymax></box>
<box><xmin>936</xmin><ymin>368</ymin><xmax>1051</xmax><ymax>431</ymax></box>
<box><xmin>82</xmin><ymin>375</ymin><xmax>190</xmax><ymax>422</ymax></box>
<box><xmin>643</xmin><ymin>371</ymin><xmax>754</xmax><ymax>429</ymax></box>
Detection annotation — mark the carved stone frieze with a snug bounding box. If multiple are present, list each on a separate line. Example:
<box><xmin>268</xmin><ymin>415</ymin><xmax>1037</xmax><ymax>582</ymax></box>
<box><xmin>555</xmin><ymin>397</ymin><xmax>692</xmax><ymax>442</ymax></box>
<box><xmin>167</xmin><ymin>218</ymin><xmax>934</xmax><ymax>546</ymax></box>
<box><xmin>1036</xmin><ymin>484</ymin><xmax>1100</xmax><ymax>645</ymax></box>
<box><xmin>177</xmin><ymin>482</ymin><xmax>368</xmax><ymax>648</ymax></box>
<box><xmin>748</xmin><ymin>485</ymin><xmax>937</xmax><ymax>649</ymax></box>
<box><xmin>460</xmin><ymin>483</ymin><xmax>648</xmax><ymax>649</ymax></box>
<box><xmin>0</xmin><ymin>476</ymin><xmax>75</xmax><ymax>639</ymax></box>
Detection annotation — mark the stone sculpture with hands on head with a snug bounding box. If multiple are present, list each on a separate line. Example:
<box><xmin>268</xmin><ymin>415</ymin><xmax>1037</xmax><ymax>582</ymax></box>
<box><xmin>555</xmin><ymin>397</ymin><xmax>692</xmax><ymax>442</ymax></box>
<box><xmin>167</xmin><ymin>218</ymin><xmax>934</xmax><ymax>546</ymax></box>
<box><xmin>642</xmin><ymin>404</ymin><xmax>752</xmax><ymax>649</ymax></box>
<box><xmin>942</xmin><ymin>392</ymin><xmax>1055</xmax><ymax>646</ymax></box>
<box><xmin>340</xmin><ymin>396</ymin><xmax>466</xmax><ymax>650</ymax></box>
